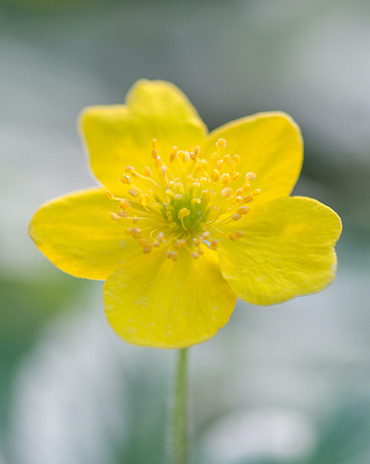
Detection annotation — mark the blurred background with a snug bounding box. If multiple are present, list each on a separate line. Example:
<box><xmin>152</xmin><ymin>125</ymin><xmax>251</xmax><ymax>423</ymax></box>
<box><xmin>1</xmin><ymin>0</ymin><xmax>370</xmax><ymax>463</ymax></box>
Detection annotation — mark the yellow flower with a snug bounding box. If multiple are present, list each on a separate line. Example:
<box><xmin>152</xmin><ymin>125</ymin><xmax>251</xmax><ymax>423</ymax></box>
<box><xmin>29</xmin><ymin>79</ymin><xmax>342</xmax><ymax>348</ymax></box>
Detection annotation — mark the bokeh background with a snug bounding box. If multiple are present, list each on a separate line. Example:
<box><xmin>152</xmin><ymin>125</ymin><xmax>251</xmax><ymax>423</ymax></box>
<box><xmin>1</xmin><ymin>0</ymin><xmax>370</xmax><ymax>463</ymax></box>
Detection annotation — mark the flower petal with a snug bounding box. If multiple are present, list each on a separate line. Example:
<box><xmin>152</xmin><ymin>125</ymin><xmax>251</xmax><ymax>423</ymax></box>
<box><xmin>218</xmin><ymin>197</ymin><xmax>342</xmax><ymax>305</ymax></box>
<box><xmin>29</xmin><ymin>188</ymin><xmax>142</xmax><ymax>280</ymax></box>
<box><xmin>103</xmin><ymin>249</ymin><xmax>237</xmax><ymax>348</ymax></box>
<box><xmin>202</xmin><ymin>112</ymin><xmax>303</xmax><ymax>203</ymax></box>
<box><xmin>80</xmin><ymin>79</ymin><xmax>207</xmax><ymax>195</ymax></box>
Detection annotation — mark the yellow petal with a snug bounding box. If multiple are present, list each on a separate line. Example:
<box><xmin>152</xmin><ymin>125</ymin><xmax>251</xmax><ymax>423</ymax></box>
<box><xmin>218</xmin><ymin>197</ymin><xmax>342</xmax><ymax>305</ymax></box>
<box><xmin>202</xmin><ymin>112</ymin><xmax>303</xmax><ymax>203</ymax></box>
<box><xmin>103</xmin><ymin>248</ymin><xmax>237</xmax><ymax>348</ymax></box>
<box><xmin>80</xmin><ymin>79</ymin><xmax>207</xmax><ymax>195</ymax></box>
<box><xmin>29</xmin><ymin>188</ymin><xmax>142</xmax><ymax>280</ymax></box>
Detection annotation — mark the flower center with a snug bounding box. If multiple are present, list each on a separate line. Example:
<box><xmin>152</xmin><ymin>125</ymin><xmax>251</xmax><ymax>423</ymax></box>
<box><xmin>106</xmin><ymin>138</ymin><xmax>260</xmax><ymax>261</ymax></box>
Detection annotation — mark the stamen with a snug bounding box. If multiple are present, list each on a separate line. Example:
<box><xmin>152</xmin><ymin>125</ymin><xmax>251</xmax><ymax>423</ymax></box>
<box><xmin>243</xmin><ymin>195</ymin><xmax>253</xmax><ymax>203</ymax></box>
<box><xmin>151</xmin><ymin>139</ymin><xmax>158</xmax><ymax>159</ymax></box>
<box><xmin>154</xmin><ymin>156</ymin><xmax>162</xmax><ymax>168</ymax></box>
<box><xmin>167</xmin><ymin>251</ymin><xmax>178</xmax><ymax>262</ymax></box>
<box><xmin>221</xmin><ymin>187</ymin><xmax>232</xmax><ymax>198</ymax></box>
<box><xmin>216</xmin><ymin>138</ymin><xmax>226</xmax><ymax>150</ymax></box>
<box><xmin>228</xmin><ymin>231</ymin><xmax>244</xmax><ymax>241</ymax></box>
<box><xmin>230</xmin><ymin>154</ymin><xmax>240</xmax><ymax>168</ymax></box>
<box><xmin>119</xmin><ymin>199</ymin><xmax>131</xmax><ymax>209</ymax></box>
<box><xmin>220</xmin><ymin>173</ymin><xmax>230</xmax><ymax>184</ymax></box>
<box><xmin>176</xmin><ymin>182</ymin><xmax>185</xmax><ymax>194</ymax></box>
<box><xmin>169</xmin><ymin>146</ymin><xmax>177</xmax><ymax>163</ymax></box>
<box><xmin>108</xmin><ymin>136</ymin><xmax>261</xmax><ymax>262</ymax></box>
<box><xmin>120</xmin><ymin>175</ymin><xmax>132</xmax><ymax>184</ymax></box>
<box><xmin>128</xmin><ymin>188</ymin><xmax>139</xmax><ymax>197</ymax></box>
<box><xmin>251</xmin><ymin>189</ymin><xmax>261</xmax><ymax>196</ymax></box>
<box><xmin>178</xmin><ymin>208</ymin><xmax>190</xmax><ymax>230</ymax></box>
<box><xmin>200</xmin><ymin>159</ymin><xmax>208</xmax><ymax>172</ymax></box>
<box><xmin>189</xmin><ymin>148</ymin><xmax>199</xmax><ymax>161</ymax></box>
<box><xmin>237</xmin><ymin>206</ymin><xmax>249</xmax><ymax>215</ymax></box>
<box><xmin>157</xmin><ymin>232</ymin><xmax>165</xmax><ymax>242</ymax></box>
<box><xmin>223</xmin><ymin>154</ymin><xmax>231</xmax><ymax>165</ymax></box>
<box><xmin>174</xmin><ymin>239</ymin><xmax>186</xmax><ymax>250</ymax></box>
<box><xmin>178</xmin><ymin>150</ymin><xmax>189</xmax><ymax>162</ymax></box>
<box><xmin>215</xmin><ymin>160</ymin><xmax>224</xmax><ymax>170</ymax></box>
<box><xmin>139</xmin><ymin>194</ymin><xmax>150</xmax><ymax>206</ymax></box>
<box><xmin>168</xmin><ymin>181</ymin><xmax>176</xmax><ymax>191</ymax></box>
<box><xmin>245</xmin><ymin>172</ymin><xmax>256</xmax><ymax>181</ymax></box>
<box><xmin>210</xmin><ymin>170</ymin><xmax>220</xmax><ymax>182</ymax></box>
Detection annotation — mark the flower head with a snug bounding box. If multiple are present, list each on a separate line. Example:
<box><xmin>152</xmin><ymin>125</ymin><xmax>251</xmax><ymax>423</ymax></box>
<box><xmin>29</xmin><ymin>79</ymin><xmax>342</xmax><ymax>348</ymax></box>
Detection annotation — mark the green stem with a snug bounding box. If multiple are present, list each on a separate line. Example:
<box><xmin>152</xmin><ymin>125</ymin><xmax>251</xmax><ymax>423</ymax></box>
<box><xmin>172</xmin><ymin>348</ymin><xmax>189</xmax><ymax>464</ymax></box>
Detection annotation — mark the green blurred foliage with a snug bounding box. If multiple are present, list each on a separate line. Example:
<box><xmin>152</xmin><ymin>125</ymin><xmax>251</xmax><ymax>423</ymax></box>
<box><xmin>0</xmin><ymin>275</ymin><xmax>81</xmax><ymax>425</ymax></box>
<box><xmin>0</xmin><ymin>0</ymin><xmax>97</xmax><ymax>12</ymax></box>
<box><xmin>0</xmin><ymin>275</ymin><xmax>80</xmax><ymax>357</ymax></box>
<box><xmin>115</xmin><ymin>369</ymin><xmax>168</xmax><ymax>464</ymax></box>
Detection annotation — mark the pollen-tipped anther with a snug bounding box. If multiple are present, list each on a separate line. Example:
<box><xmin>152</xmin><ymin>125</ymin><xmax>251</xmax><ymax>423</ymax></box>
<box><xmin>245</xmin><ymin>172</ymin><xmax>256</xmax><ymax>181</ymax></box>
<box><xmin>216</xmin><ymin>138</ymin><xmax>226</xmax><ymax>150</ymax></box>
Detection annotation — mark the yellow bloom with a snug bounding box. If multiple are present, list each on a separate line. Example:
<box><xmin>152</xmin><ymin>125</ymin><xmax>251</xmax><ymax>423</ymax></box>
<box><xmin>29</xmin><ymin>79</ymin><xmax>342</xmax><ymax>348</ymax></box>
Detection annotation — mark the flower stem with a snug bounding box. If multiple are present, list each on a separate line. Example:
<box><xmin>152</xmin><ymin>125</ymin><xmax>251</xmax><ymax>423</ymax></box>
<box><xmin>171</xmin><ymin>348</ymin><xmax>189</xmax><ymax>464</ymax></box>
